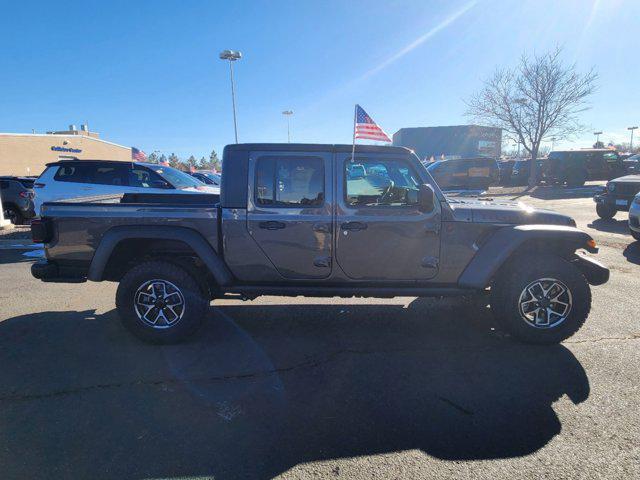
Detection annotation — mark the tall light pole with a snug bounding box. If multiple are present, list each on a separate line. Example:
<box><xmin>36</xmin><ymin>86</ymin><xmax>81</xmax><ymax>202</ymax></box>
<box><xmin>628</xmin><ymin>126</ymin><xmax>638</xmax><ymax>151</ymax></box>
<box><xmin>593</xmin><ymin>131</ymin><xmax>602</xmax><ymax>145</ymax></box>
<box><xmin>550</xmin><ymin>137</ymin><xmax>557</xmax><ymax>151</ymax></box>
<box><xmin>219</xmin><ymin>49</ymin><xmax>242</xmax><ymax>143</ymax></box>
<box><xmin>282</xmin><ymin>110</ymin><xmax>293</xmax><ymax>143</ymax></box>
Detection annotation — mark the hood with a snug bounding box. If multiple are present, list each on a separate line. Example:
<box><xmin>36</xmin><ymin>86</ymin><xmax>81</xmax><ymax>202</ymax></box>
<box><xmin>182</xmin><ymin>185</ymin><xmax>220</xmax><ymax>194</ymax></box>
<box><xmin>609</xmin><ymin>175</ymin><xmax>640</xmax><ymax>184</ymax></box>
<box><xmin>449</xmin><ymin>197</ymin><xmax>575</xmax><ymax>226</ymax></box>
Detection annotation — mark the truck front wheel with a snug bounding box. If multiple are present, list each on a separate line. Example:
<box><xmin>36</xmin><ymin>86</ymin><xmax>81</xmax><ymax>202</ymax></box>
<box><xmin>596</xmin><ymin>203</ymin><xmax>616</xmax><ymax>219</ymax></box>
<box><xmin>116</xmin><ymin>260</ymin><xmax>208</xmax><ymax>344</ymax></box>
<box><xmin>491</xmin><ymin>255</ymin><xmax>591</xmax><ymax>344</ymax></box>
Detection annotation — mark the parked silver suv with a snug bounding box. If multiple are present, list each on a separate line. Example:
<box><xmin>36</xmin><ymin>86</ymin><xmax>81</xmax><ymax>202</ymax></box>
<box><xmin>629</xmin><ymin>192</ymin><xmax>640</xmax><ymax>241</ymax></box>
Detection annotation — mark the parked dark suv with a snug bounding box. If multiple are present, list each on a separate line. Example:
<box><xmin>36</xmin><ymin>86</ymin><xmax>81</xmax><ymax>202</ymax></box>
<box><xmin>0</xmin><ymin>176</ymin><xmax>35</xmax><ymax>224</ymax></box>
<box><xmin>426</xmin><ymin>157</ymin><xmax>498</xmax><ymax>191</ymax></box>
<box><xmin>593</xmin><ymin>174</ymin><xmax>640</xmax><ymax>219</ymax></box>
<box><xmin>543</xmin><ymin>149</ymin><xmax>625</xmax><ymax>187</ymax></box>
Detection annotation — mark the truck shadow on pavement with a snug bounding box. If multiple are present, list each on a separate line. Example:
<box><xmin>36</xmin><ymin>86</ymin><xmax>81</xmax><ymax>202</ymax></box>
<box><xmin>0</xmin><ymin>299</ymin><xmax>589</xmax><ymax>480</ymax></box>
<box><xmin>587</xmin><ymin>218</ymin><xmax>633</xmax><ymax>236</ymax></box>
<box><xmin>623</xmin><ymin>241</ymin><xmax>640</xmax><ymax>265</ymax></box>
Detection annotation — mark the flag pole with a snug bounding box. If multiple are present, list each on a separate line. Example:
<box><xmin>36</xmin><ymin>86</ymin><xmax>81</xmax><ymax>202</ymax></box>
<box><xmin>351</xmin><ymin>104</ymin><xmax>357</xmax><ymax>162</ymax></box>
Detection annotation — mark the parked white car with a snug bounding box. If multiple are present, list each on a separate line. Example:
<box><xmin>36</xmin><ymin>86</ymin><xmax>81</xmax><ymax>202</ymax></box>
<box><xmin>34</xmin><ymin>160</ymin><xmax>219</xmax><ymax>214</ymax></box>
<box><xmin>629</xmin><ymin>192</ymin><xmax>640</xmax><ymax>241</ymax></box>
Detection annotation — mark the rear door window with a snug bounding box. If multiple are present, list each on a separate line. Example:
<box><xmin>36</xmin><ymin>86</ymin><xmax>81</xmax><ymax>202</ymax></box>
<box><xmin>255</xmin><ymin>156</ymin><xmax>324</xmax><ymax>207</ymax></box>
<box><xmin>53</xmin><ymin>164</ymin><xmax>94</xmax><ymax>183</ymax></box>
<box><xmin>91</xmin><ymin>165</ymin><xmax>129</xmax><ymax>186</ymax></box>
<box><xmin>128</xmin><ymin>167</ymin><xmax>166</xmax><ymax>188</ymax></box>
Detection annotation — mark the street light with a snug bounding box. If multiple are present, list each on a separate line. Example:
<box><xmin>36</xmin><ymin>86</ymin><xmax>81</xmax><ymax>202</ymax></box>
<box><xmin>628</xmin><ymin>126</ymin><xmax>638</xmax><ymax>151</ymax></box>
<box><xmin>219</xmin><ymin>49</ymin><xmax>242</xmax><ymax>143</ymax></box>
<box><xmin>593</xmin><ymin>131</ymin><xmax>603</xmax><ymax>144</ymax></box>
<box><xmin>282</xmin><ymin>110</ymin><xmax>294</xmax><ymax>143</ymax></box>
<box><xmin>550</xmin><ymin>137</ymin><xmax>557</xmax><ymax>150</ymax></box>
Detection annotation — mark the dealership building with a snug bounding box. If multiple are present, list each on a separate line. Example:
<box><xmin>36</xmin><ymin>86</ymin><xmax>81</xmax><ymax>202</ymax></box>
<box><xmin>393</xmin><ymin>125</ymin><xmax>502</xmax><ymax>161</ymax></box>
<box><xmin>0</xmin><ymin>125</ymin><xmax>132</xmax><ymax>177</ymax></box>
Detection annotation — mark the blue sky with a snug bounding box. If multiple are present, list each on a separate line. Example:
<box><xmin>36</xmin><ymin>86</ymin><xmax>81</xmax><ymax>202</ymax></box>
<box><xmin>1</xmin><ymin>0</ymin><xmax>638</xmax><ymax>158</ymax></box>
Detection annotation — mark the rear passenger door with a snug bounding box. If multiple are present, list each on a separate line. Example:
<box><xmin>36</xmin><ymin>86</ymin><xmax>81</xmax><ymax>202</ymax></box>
<box><xmin>247</xmin><ymin>151</ymin><xmax>333</xmax><ymax>279</ymax></box>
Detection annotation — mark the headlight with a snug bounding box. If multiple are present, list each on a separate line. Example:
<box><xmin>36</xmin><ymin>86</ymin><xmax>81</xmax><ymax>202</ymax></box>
<box><xmin>608</xmin><ymin>183</ymin><xmax>616</xmax><ymax>192</ymax></box>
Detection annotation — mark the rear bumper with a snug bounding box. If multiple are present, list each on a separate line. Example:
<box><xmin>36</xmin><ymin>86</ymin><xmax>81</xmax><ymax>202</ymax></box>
<box><xmin>31</xmin><ymin>260</ymin><xmax>87</xmax><ymax>283</ymax></box>
<box><xmin>571</xmin><ymin>255</ymin><xmax>609</xmax><ymax>286</ymax></box>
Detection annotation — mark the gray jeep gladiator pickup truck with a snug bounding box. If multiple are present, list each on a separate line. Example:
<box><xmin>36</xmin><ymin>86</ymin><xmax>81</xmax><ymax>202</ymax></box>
<box><xmin>31</xmin><ymin>144</ymin><xmax>609</xmax><ymax>344</ymax></box>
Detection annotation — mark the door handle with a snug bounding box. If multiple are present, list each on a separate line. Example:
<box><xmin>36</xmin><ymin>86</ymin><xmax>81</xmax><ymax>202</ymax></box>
<box><xmin>259</xmin><ymin>221</ymin><xmax>286</xmax><ymax>230</ymax></box>
<box><xmin>341</xmin><ymin>221</ymin><xmax>368</xmax><ymax>231</ymax></box>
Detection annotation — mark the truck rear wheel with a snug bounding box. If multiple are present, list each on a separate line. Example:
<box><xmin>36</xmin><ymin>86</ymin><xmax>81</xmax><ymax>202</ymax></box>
<box><xmin>116</xmin><ymin>260</ymin><xmax>208</xmax><ymax>344</ymax></box>
<box><xmin>596</xmin><ymin>203</ymin><xmax>616</xmax><ymax>219</ymax></box>
<box><xmin>491</xmin><ymin>255</ymin><xmax>591</xmax><ymax>344</ymax></box>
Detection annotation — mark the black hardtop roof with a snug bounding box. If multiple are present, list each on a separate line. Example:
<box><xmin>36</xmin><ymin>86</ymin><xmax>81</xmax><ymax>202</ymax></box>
<box><xmin>224</xmin><ymin>143</ymin><xmax>411</xmax><ymax>154</ymax></box>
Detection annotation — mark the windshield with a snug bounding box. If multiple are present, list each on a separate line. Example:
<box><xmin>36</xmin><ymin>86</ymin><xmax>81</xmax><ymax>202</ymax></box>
<box><xmin>202</xmin><ymin>172</ymin><xmax>221</xmax><ymax>183</ymax></box>
<box><xmin>146</xmin><ymin>165</ymin><xmax>204</xmax><ymax>189</ymax></box>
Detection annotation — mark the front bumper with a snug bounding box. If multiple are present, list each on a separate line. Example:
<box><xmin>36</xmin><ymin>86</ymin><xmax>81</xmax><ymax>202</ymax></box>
<box><xmin>571</xmin><ymin>255</ymin><xmax>610</xmax><ymax>286</ymax></box>
<box><xmin>593</xmin><ymin>193</ymin><xmax>634</xmax><ymax>211</ymax></box>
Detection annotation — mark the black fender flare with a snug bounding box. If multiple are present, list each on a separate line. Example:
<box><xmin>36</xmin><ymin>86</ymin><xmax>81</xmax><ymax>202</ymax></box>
<box><xmin>457</xmin><ymin>224</ymin><xmax>602</xmax><ymax>289</ymax></box>
<box><xmin>87</xmin><ymin>225</ymin><xmax>234</xmax><ymax>286</ymax></box>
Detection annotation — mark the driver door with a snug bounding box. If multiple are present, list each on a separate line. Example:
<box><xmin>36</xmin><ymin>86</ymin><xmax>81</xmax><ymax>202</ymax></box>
<box><xmin>335</xmin><ymin>153</ymin><xmax>441</xmax><ymax>281</ymax></box>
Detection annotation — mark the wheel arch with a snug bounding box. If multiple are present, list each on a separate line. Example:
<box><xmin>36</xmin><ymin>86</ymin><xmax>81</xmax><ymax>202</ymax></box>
<box><xmin>88</xmin><ymin>226</ymin><xmax>234</xmax><ymax>287</ymax></box>
<box><xmin>457</xmin><ymin>225</ymin><xmax>603</xmax><ymax>289</ymax></box>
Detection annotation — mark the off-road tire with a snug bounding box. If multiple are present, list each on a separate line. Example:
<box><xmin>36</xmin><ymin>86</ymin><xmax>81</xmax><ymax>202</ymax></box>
<box><xmin>566</xmin><ymin>171</ymin><xmax>587</xmax><ymax>188</ymax></box>
<box><xmin>491</xmin><ymin>254</ymin><xmax>591</xmax><ymax>344</ymax></box>
<box><xmin>3</xmin><ymin>205</ymin><xmax>23</xmax><ymax>225</ymax></box>
<box><xmin>596</xmin><ymin>203</ymin><xmax>616</xmax><ymax>220</ymax></box>
<box><xmin>116</xmin><ymin>260</ymin><xmax>208</xmax><ymax>344</ymax></box>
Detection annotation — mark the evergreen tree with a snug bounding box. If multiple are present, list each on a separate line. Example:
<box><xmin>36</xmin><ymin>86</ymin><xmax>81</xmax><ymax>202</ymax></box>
<box><xmin>147</xmin><ymin>152</ymin><xmax>159</xmax><ymax>164</ymax></box>
<box><xmin>158</xmin><ymin>154</ymin><xmax>168</xmax><ymax>165</ymax></box>
<box><xmin>168</xmin><ymin>153</ymin><xmax>180</xmax><ymax>168</ymax></box>
<box><xmin>209</xmin><ymin>149</ymin><xmax>221</xmax><ymax>171</ymax></box>
<box><xmin>186</xmin><ymin>155</ymin><xmax>198</xmax><ymax>171</ymax></box>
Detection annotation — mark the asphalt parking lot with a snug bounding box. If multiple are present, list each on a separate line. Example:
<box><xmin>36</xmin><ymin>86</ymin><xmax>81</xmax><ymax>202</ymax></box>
<box><xmin>0</xmin><ymin>184</ymin><xmax>638</xmax><ymax>480</ymax></box>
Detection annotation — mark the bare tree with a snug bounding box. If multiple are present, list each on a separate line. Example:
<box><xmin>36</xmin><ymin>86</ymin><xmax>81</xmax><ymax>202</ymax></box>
<box><xmin>465</xmin><ymin>47</ymin><xmax>597</xmax><ymax>187</ymax></box>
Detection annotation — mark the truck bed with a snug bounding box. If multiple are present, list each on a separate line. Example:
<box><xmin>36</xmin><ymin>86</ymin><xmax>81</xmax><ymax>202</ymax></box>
<box><xmin>39</xmin><ymin>193</ymin><xmax>221</xmax><ymax>271</ymax></box>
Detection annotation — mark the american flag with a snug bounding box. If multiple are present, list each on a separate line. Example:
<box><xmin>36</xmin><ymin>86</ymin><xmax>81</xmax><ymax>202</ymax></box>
<box><xmin>354</xmin><ymin>104</ymin><xmax>391</xmax><ymax>142</ymax></box>
<box><xmin>131</xmin><ymin>147</ymin><xmax>147</xmax><ymax>161</ymax></box>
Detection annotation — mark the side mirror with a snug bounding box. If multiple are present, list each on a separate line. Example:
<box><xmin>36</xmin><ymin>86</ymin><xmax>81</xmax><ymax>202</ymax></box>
<box><xmin>418</xmin><ymin>184</ymin><xmax>435</xmax><ymax>212</ymax></box>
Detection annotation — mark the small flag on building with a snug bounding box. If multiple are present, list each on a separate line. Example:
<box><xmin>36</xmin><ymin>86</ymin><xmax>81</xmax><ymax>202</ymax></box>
<box><xmin>353</xmin><ymin>104</ymin><xmax>391</xmax><ymax>142</ymax></box>
<box><xmin>131</xmin><ymin>147</ymin><xmax>147</xmax><ymax>161</ymax></box>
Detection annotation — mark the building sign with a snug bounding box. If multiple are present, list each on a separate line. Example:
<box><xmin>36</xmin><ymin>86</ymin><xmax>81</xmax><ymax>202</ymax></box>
<box><xmin>477</xmin><ymin>140</ymin><xmax>498</xmax><ymax>156</ymax></box>
<box><xmin>51</xmin><ymin>146</ymin><xmax>82</xmax><ymax>153</ymax></box>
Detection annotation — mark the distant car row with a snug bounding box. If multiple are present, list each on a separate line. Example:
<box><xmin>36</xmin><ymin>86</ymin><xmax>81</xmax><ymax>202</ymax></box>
<box><xmin>506</xmin><ymin>149</ymin><xmax>632</xmax><ymax>187</ymax></box>
<box><xmin>423</xmin><ymin>149</ymin><xmax>636</xmax><ymax>193</ymax></box>
<box><xmin>1</xmin><ymin>161</ymin><xmax>220</xmax><ymax>224</ymax></box>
